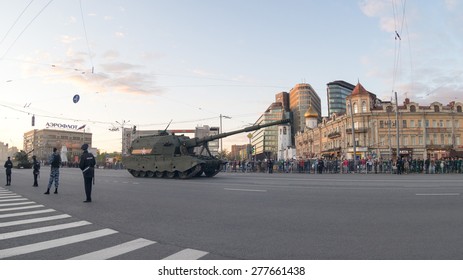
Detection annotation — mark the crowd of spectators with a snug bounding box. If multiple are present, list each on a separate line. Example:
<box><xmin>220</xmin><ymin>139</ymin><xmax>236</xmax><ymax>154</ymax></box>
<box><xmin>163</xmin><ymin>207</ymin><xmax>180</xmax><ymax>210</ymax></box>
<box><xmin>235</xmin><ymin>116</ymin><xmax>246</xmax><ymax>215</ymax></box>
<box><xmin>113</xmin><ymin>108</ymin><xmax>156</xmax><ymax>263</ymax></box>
<box><xmin>224</xmin><ymin>157</ymin><xmax>463</xmax><ymax>174</ymax></box>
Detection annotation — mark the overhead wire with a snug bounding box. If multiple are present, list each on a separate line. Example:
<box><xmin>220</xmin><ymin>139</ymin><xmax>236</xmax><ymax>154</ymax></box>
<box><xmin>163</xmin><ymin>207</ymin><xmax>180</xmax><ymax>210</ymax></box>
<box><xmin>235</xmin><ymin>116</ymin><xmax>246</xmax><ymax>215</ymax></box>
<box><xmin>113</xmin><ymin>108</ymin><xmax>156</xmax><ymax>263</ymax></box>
<box><xmin>0</xmin><ymin>0</ymin><xmax>34</xmax><ymax>47</ymax></box>
<box><xmin>0</xmin><ymin>0</ymin><xmax>54</xmax><ymax>60</ymax></box>
<box><xmin>78</xmin><ymin>0</ymin><xmax>94</xmax><ymax>72</ymax></box>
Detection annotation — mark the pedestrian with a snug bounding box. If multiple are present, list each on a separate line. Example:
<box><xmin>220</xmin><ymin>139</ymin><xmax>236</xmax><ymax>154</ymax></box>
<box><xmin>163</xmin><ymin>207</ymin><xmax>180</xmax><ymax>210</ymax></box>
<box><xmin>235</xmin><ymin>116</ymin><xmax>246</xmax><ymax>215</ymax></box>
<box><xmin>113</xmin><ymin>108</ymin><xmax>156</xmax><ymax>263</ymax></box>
<box><xmin>79</xmin><ymin>144</ymin><xmax>96</xmax><ymax>202</ymax></box>
<box><xmin>4</xmin><ymin>156</ymin><xmax>13</xmax><ymax>186</ymax></box>
<box><xmin>44</xmin><ymin>147</ymin><xmax>61</xmax><ymax>194</ymax></box>
<box><xmin>32</xmin><ymin>155</ymin><xmax>40</xmax><ymax>187</ymax></box>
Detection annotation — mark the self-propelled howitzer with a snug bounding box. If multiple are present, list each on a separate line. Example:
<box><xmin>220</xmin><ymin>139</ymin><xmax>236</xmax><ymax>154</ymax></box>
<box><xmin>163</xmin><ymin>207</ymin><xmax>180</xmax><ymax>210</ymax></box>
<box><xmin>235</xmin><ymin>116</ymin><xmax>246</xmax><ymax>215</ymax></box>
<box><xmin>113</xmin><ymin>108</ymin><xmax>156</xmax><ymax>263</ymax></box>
<box><xmin>123</xmin><ymin>118</ymin><xmax>290</xmax><ymax>179</ymax></box>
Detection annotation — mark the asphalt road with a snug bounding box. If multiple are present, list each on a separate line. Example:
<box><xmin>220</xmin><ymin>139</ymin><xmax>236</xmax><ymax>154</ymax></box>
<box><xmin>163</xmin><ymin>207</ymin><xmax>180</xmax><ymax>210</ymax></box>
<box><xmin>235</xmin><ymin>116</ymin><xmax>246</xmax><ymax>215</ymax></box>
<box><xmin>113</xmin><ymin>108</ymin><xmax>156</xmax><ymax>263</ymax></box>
<box><xmin>1</xmin><ymin>167</ymin><xmax>463</xmax><ymax>259</ymax></box>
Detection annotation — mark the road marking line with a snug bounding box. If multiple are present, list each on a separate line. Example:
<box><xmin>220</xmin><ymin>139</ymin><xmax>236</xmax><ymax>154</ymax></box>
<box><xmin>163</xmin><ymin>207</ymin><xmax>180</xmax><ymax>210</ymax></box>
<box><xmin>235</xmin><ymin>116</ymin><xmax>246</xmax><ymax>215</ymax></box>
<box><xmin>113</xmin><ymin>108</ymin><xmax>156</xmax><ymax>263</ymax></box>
<box><xmin>415</xmin><ymin>193</ymin><xmax>460</xmax><ymax>196</ymax></box>
<box><xmin>0</xmin><ymin>205</ymin><xmax>44</xmax><ymax>212</ymax></box>
<box><xmin>0</xmin><ymin>221</ymin><xmax>91</xmax><ymax>240</ymax></box>
<box><xmin>0</xmin><ymin>228</ymin><xmax>118</xmax><ymax>259</ymax></box>
<box><xmin>0</xmin><ymin>209</ymin><xmax>55</xmax><ymax>218</ymax></box>
<box><xmin>0</xmin><ymin>198</ymin><xmax>28</xmax><ymax>203</ymax></box>
<box><xmin>69</xmin><ymin>238</ymin><xmax>156</xmax><ymax>260</ymax></box>
<box><xmin>224</xmin><ymin>188</ymin><xmax>267</xmax><ymax>192</ymax></box>
<box><xmin>0</xmin><ymin>201</ymin><xmax>35</xmax><ymax>207</ymax></box>
<box><xmin>163</xmin><ymin>248</ymin><xmax>209</xmax><ymax>260</ymax></box>
<box><xmin>0</xmin><ymin>214</ymin><xmax>71</xmax><ymax>227</ymax></box>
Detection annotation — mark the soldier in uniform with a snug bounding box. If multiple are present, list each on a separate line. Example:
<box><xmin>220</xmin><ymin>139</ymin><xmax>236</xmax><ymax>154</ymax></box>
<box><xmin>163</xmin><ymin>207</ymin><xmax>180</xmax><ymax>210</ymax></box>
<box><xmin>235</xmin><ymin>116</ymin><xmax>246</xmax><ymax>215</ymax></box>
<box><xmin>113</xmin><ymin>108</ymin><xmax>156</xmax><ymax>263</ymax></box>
<box><xmin>4</xmin><ymin>156</ymin><xmax>13</xmax><ymax>186</ymax></box>
<box><xmin>79</xmin><ymin>144</ymin><xmax>96</xmax><ymax>202</ymax></box>
<box><xmin>32</xmin><ymin>155</ymin><xmax>40</xmax><ymax>187</ymax></box>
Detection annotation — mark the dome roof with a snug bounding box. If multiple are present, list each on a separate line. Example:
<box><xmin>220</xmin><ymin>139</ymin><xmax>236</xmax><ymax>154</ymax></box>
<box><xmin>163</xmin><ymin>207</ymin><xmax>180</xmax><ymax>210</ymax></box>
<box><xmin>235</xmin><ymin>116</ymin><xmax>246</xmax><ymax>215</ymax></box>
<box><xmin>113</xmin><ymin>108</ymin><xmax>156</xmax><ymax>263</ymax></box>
<box><xmin>304</xmin><ymin>105</ymin><xmax>318</xmax><ymax>118</ymax></box>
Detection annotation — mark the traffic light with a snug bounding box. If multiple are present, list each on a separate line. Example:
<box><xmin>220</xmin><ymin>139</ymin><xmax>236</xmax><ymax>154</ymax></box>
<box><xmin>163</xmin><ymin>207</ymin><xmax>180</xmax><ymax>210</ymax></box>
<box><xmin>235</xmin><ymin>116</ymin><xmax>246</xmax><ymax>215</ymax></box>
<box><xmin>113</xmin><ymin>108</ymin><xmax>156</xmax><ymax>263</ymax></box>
<box><xmin>251</xmin><ymin>146</ymin><xmax>255</xmax><ymax>154</ymax></box>
<box><xmin>31</xmin><ymin>115</ymin><xmax>35</xmax><ymax>126</ymax></box>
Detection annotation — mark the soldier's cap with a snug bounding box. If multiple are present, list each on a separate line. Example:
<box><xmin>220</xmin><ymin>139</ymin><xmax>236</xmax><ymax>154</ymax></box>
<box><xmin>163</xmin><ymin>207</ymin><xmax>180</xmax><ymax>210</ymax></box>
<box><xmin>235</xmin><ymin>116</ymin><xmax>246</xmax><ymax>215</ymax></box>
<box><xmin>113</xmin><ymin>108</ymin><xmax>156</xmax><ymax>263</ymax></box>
<box><xmin>81</xmin><ymin>144</ymin><xmax>89</xmax><ymax>150</ymax></box>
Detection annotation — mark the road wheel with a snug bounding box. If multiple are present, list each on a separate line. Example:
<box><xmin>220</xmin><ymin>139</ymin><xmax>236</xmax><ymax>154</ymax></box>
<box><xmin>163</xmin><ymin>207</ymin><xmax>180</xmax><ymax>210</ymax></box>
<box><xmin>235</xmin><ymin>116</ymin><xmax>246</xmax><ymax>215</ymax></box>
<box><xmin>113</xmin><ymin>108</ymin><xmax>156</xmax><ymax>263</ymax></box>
<box><xmin>166</xmin><ymin>171</ymin><xmax>176</xmax><ymax>179</ymax></box>
<box><xmin>139</xmin><ymin>171</ymin><xmax>146</xmax><ymax>177</ymax></box>
<box><xmin>155</xmin><ymin>171</ymin><xmax>164</xmax><ymax>178</ymax></box>
<box><xmin>146</xmin><ymin>171</ymin><xmax>154</xmax><ymax>177</ymax></box>
<box><xmin>131</xmin><ymin>170</ymin><xmax>140</xmax><ymax>177</ymax></box>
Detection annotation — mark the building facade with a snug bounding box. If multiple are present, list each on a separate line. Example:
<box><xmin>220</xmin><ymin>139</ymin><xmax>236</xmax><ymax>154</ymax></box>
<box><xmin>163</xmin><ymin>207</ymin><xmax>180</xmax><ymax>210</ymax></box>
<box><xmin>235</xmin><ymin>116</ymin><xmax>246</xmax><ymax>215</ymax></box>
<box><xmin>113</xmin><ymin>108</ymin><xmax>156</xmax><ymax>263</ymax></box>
<box><xmin>296</xmin><ymin>83</ymin><xmax>463</xmax><ymax>161</ymax></box>
<box><xmin>326</xmin><ymin>80</ymin><xmax>355</xmax><ymax>116</ymax></box>
<box><xmin>289</xmin><ymin>83</ymin><xmax>321</xmax><ymax>135</ymax></box>
<box><xmin>251</xmin><ymin>102</ymin><xmax>289</xmax><ymax>160</ymax></box>
<box><xmin>23</xmin><ymin>129</ymin><xmax>92</xmax><ymax>162</ymax></box>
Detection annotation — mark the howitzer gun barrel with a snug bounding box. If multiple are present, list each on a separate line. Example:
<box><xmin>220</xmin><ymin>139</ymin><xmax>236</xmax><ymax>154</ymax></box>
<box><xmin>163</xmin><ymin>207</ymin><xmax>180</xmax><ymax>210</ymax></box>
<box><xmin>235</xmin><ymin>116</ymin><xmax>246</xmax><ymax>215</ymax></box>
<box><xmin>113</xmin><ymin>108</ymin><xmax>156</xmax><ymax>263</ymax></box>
<box><xmin>184</xmin><ymin>118</ymin><xmax>291</xmax><ymax>147</ymax></box>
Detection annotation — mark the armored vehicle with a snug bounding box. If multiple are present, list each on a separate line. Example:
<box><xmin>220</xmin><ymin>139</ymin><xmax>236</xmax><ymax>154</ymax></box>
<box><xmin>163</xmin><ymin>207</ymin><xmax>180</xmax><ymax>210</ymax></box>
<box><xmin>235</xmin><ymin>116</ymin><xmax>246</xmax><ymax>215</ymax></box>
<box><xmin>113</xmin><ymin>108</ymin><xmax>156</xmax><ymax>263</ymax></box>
<box><xmin>123</xmin><ymin>119</ymin><xmax>290</xmax><ymax>179</ymax></box>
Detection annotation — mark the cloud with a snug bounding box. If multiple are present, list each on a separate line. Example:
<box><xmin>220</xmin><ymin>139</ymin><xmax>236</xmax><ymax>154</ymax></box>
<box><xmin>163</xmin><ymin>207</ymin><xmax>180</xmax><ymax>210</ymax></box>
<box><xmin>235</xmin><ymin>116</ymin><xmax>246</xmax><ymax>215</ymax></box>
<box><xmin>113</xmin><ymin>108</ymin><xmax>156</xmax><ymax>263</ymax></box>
<box><xmin>20</xmin><ymin>49</ymin><xmax>162</xmax><ymax>96</ymax></box>
<box><xmin>115</xmin><ymin>32</ymin><xmax>125</xmax><ymax>38</ymax></box>
<box><xmin>60</xmin><ymin>35</ymin><xmax>79</xmax><ymax>44</ymax></box>
<box><xmin>359</xmin><ymin>0</ymin><xmax>389</xmax><ymax>17</ymax></box>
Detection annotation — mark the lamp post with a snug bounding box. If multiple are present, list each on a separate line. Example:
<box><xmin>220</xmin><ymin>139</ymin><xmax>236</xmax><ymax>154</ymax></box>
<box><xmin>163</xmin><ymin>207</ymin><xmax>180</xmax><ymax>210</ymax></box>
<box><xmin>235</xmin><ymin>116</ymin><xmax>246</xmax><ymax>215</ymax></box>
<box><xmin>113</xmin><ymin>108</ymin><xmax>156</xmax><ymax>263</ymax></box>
<box><xmin>219</xmin><ymin>114</ymin><xmax>231</xmax><ymax>154</ymax></box>
<box><xmin>348</xmin><ymin>98</ymin><xmax>357</xmax><ymax>172</ymax></box>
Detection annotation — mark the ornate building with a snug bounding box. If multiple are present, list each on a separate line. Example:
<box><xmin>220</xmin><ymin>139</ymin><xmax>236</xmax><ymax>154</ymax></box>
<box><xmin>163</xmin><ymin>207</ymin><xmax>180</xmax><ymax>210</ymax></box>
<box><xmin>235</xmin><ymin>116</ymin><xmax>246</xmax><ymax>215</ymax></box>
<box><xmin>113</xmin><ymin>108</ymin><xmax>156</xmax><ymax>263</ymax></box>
<box><xmin>296</xmin><ymin>82</ymin><xmax>463</xmax><ymax>160</ymax></box>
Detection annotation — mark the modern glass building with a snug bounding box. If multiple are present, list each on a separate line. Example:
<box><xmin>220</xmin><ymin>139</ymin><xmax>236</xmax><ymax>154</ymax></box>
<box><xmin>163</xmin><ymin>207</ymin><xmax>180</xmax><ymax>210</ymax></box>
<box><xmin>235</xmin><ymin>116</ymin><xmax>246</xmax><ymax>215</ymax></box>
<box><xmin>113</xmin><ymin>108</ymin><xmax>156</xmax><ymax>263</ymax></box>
<box><xmin>289</xmin><ymin>83</ymin><xmax>321</xmax><ymax>134</ymax></box>
<box><xmin>326</xmin><ymin>80</ymin><xmax>355</xmax><ymax>116</ymax></box>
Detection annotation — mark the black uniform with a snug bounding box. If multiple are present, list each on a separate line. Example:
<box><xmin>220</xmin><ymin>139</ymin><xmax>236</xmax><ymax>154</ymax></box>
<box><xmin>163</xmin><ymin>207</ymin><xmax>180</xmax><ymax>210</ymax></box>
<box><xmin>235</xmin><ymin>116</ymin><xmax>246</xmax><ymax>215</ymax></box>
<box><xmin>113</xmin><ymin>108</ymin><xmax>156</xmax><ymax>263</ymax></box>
<box><xmin>4</xmin><ymin>157</ymin><xmax>13</xmax><ymax>186</ymax></box>
<box><xmin>32</xmin><ymin>156</ymin><xmax>40</xmax><ymax>187</ymax></box>
<box><xmin>79</xmin><ymin>147</ymin><xmax>96</xmax><ymax>202</ymax></box>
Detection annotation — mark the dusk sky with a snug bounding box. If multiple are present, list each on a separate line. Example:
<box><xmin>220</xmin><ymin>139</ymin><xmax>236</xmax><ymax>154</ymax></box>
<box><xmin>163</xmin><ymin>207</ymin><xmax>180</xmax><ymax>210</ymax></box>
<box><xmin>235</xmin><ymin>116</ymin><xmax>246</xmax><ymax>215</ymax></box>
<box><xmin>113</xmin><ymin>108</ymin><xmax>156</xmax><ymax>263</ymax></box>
<box><xmin>1</xmin><ymin>0</ymin><xmax>462</xmax><ymax>153</ymax></box>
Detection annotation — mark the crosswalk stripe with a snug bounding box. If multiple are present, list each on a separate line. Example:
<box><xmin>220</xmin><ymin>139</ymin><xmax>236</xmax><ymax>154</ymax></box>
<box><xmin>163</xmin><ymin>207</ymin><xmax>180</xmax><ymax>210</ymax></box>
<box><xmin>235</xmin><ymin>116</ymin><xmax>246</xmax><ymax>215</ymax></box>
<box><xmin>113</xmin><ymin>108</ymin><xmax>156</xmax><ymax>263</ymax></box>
<box><xmin>0</xmin><ymin>194</ymin><xmax>19</xmax><ymax>197</ymax></box>
<box><xmin>0</xmin><ymin>205</ymin><xmax>43</xmax><ymax>212</ymax></box>
<box><xmin>0</xmin><ymin>195</ymin><xmax>21</xmax><ymax>199</ymax></box>
<box><xmin>0</xmin><ymin>214</ymin><xmax>71</xmax><ymax>227</ymax></box>
<box><xmin>69</xmin><ymin>238</ymin><xmax>156</xmax><ymax>260</ymax></box>
<box><xmin>0</xmin><ymin>209</ymin><xmax>55</xmax><ymax>218</ymax></box>
<box><xmin>0</xmin><ymin>201</ymin><xmax>35</xmax><ymax>207</ymax></box>
<box><xmin>0</xmin><ymin>198</ymin><xmax>28</xmax><ymax>203</ymax></box>
<box><xmin>0</xmin><ymin>221</ymin><xmax>92</xmax><ymax>240</ymax></box>
<box><xmin>163</xmin><ymin>248</ymin><xmax>209</xmax><ymax>260</ymax></box>
<box><xmin>0</xmin><ymin>228</ymin><xmax>118</xmax><ymax>259</ymax></box>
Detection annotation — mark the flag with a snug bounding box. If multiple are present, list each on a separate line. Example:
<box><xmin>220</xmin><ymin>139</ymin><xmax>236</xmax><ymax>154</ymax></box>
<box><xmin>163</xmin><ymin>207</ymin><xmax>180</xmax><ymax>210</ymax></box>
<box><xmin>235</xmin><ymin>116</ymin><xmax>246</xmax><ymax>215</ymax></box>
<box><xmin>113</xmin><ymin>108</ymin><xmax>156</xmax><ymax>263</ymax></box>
<box><xmin>78</xmin><ymin>124</ymin><xmax>86</xmax><ymax>130</ymax></box>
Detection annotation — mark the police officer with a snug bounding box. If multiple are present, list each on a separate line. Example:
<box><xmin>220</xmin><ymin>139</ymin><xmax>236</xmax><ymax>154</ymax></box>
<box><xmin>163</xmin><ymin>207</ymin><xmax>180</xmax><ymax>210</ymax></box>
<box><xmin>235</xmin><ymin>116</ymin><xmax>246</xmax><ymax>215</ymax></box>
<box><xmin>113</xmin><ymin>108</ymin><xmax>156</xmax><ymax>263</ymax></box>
<box><xmin>32</xmin><ymin>155</ymin><xmax>40</xmax><ymax>187</ymax></box>
<box><xmin>4</xmin><ymin>156</ymin><xmax>13</xmax><ymax>186</ymax></box>
<box><xmin>79</xmin><ymin>144</ymin><xmax>96</xmax><ymax>202</ymax></box>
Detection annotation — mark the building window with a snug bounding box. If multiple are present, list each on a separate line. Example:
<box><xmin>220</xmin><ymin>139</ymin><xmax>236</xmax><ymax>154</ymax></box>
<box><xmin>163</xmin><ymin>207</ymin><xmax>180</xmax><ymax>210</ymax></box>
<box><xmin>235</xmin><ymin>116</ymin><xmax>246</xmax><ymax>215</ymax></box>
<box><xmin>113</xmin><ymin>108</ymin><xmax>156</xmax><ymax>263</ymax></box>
<box><xmin>419</xmin><ymin>136</ymin><xmax>423</xmax><ymax>145</ymax></box>
<box><xmin>441</xmin><ymin>134</ymin><xmax>445</xmax><ymax>145</ymax></box>
<box><xmin>403</xmin><ymin>135</ymin><xmax>409</xmax><ymax>146</ymax></box>
<box><xmin>457</xmin><ymin>106</ymin><xmax>462</xmax><ymax>113</ymax></box>
<box><xmin>353</xmin><ymin>102</ymin><xmax>358</xmax><ymax>114</ymax></box>
<box><xmin>446</xmin><ymin>120</ymin><xmax>451</xmax><ymax>128</ymax></box>
<box><xmin>434</xmin><ymin>105</ymin><xmax>440</xmax><ymax>112</ymax></box>
<box><xmin>456</xmin><ymin>136</ymin><xmax>460</xmax><ymax>145</ymax></box>
<box><xmin>410</xmin><ymin>120</ymin><xmax>415</xmax><ymax>127</ymax></box>
<box><xmin>402</xmin><ymin>120</ymin><xmax>407</xmax><ymax>128</ymax></box>
<box><xmin>411</xmin><ymin>135</ymin><xmax>416</xmax><ymax>145</ymax></box>
<box><xmin>386</xmin><ymin>106</ymin><xmax>392</xmax><ymax>113</ymax></box>
<box><xmin>433</xmin><ymin>134</ymin><xmax>438</xmax><ymax>144</ymax></box>
<box><xmin>439</xmin><ymin>120</ymin><xmax>443</xmax><ymax>127</ymax></box>
<box><xmin>362</xmin><ymin>101</ymin><xmax>367</xmax><ymax>113</ymax></box>
<box><xmin>418</xmin><ymin>120</ymin><xmax>422</xmax><ymax>127</ymax></box>
<box><xmin>410</xmin><ymin>105</ymin><xmax>416</xmax><ymax>112</ymax></box>
<box><xmin>380</xmin><ymin>121</ymin><xmax>384</xmax><ymax>128</ymax></box>
<box><xmin>425</xmin><ymin>120</ymin><xmax>429</xmax><ymax>127</ymax></box>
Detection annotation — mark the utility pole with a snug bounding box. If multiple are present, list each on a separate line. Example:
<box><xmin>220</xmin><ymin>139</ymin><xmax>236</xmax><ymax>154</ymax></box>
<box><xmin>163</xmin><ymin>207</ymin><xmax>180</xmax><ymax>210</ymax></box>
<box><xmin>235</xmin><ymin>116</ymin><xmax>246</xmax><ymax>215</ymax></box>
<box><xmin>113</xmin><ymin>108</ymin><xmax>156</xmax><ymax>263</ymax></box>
<box><xmin>349</xmin><ymin>98</ymin><xmax>357</xmax><ymax>172</ymax></box>
<box><xmin>395</xmin><ymin>92</ymin><xmax>400</xmax><ymax>163</ymax></box>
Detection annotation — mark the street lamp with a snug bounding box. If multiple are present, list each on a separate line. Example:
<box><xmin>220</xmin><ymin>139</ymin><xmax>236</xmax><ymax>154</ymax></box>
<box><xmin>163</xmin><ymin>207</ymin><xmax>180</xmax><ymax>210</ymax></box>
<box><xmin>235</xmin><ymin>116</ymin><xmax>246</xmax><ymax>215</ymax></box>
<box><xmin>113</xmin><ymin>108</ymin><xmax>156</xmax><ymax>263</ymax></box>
<box><xmin>219</xmin><ymin>114</ymin><xmax>231</xmax><ymax>154</ymax></box>
<box><xmin>116</xmin><ymin>120</ymin><xmax>130</xmax><ymax>155</ymax></box>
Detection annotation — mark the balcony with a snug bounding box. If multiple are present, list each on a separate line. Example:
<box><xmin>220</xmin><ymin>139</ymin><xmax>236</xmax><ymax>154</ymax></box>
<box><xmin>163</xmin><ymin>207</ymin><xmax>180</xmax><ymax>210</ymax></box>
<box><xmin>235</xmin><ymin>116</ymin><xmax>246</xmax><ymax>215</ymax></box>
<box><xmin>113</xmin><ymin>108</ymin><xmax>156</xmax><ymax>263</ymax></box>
<box><xmin>345</xmin><ymin>128</ymin><xmax>368</xmax><ymax>134</ymax></box>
